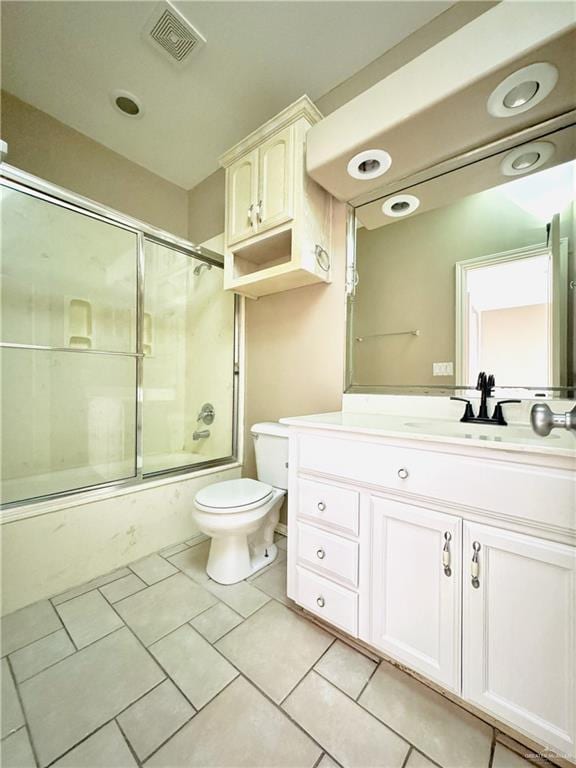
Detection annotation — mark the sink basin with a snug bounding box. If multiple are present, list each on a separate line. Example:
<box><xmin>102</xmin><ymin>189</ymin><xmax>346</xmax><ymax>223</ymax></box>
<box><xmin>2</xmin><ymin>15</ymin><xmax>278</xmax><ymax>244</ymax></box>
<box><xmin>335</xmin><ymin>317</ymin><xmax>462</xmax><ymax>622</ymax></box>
<box><xmin>403</xmin><ymin>420</ymin><xmax>561</xmax><ymax>444</ymax></box>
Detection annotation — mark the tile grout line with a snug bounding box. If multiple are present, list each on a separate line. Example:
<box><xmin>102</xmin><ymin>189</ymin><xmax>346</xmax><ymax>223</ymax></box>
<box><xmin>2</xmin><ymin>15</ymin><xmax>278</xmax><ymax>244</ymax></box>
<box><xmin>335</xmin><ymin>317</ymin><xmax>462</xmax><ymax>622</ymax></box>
<box><xmin>278</xmin><ymin>637</ymin><xmax>337</xmax><ymax>707</ymax></box>
<box><xmin>40</xmin><ymin>678</ymin><xmax>167</xmax><ymax>768</ymax></box>
<box><xmin>50</xmin><ymin>568</ymin><xmax>132</xmax><ymax>607</ymax></box>
<box><xmin>114</xmin><ymin>715</ymin><xmax>144</xmax><ymax>768</ymax></box>
<box><xmin>400</xmin><ymin>746</ymin><xmax>413</xmax><ymax>768</ymax></box>
<box><xmin>3</xmin><ymin>627</ymin><xmax>63</xmax><ymax>664</ymax></box>
<box><xmin>354</xmin><ymin>657</ymin><xmax>381</xmax><ymax>701</ymax></box>
<box><xmin>5</xmin><ymin>654</ymin><xmax>42</xmax><ymax>768</ymax></box>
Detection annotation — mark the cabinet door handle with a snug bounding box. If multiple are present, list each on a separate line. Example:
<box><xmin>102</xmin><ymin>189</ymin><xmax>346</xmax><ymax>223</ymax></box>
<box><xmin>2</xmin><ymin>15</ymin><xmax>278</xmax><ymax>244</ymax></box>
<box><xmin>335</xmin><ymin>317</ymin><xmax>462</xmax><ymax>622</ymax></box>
<box><xmin>256</xmin><ymin>199</ymin><xmax>263</xmax><ymax>223</ymax></box>
<box><xmin>442</xmin><ymin>531</ymin><xmax>452</xmax><ymax>577</ymax></box>
<box><xmin>247</xmin><ymin>203</ymin><xmax>255</xmax><ymax>227</ymax></box>
<box><xmin>316</xmin><ymin>596</ymin><xmax>325</xmax><ymax>608</ymax></box>
<box><xmin>317</xmin><ymin>501</ymin><xmax>326</xmax><ymax>511</ymax></box>
<box><xmin>471</xmin><ymin>541</ymin><xmax>481</xmax><ymax>588</ymax></box>
<box><xmin>316</xmin><ymin>548</ymin><xmax>326</xmax><ymax>560</ymax></box>
<box><xmin>398</xmin><ymin>467</ymin><xmax>409</xmax><ymax>480</ymax></box>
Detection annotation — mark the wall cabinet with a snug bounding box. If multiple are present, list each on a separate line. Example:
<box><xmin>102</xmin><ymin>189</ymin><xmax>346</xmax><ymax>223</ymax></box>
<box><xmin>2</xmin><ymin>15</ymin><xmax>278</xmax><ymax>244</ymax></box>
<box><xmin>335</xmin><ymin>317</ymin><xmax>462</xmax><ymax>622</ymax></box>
<box><xmin>286</xmin><ymin>427</ymin><xmax>576</xmax><ymax>762</ymax></box>
<box><xmin>219</xmin><ymin>96</ymin><xmax>332</xmax><ymax>298</ymax></box>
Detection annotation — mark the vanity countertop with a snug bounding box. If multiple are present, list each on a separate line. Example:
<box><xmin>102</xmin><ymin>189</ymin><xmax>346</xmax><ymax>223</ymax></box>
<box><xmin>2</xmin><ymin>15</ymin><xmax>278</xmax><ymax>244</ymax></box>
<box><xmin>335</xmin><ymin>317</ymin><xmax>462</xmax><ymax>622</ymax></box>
<box><xmin>280</xmin><ymin>411</ymin><xmax>576</xmax><ymax>459</ymax></box>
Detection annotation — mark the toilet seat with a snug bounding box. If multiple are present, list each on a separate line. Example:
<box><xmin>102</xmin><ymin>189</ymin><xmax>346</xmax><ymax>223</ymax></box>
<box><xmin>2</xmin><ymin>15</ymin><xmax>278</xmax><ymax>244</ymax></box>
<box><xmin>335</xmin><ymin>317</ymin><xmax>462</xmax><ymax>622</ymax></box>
<box><xmin>195</xmin><ymin>478</ymin><xmax>273</xmax><ymax>514</ymax></box>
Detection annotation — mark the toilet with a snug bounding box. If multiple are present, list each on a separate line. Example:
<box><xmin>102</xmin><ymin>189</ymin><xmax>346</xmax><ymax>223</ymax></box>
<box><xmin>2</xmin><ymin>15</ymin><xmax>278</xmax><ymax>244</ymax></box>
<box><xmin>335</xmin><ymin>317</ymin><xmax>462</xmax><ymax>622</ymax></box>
<box><xmin>192</xmin><ymin>422</ymin><xmax>288</xmax><ymax>584</ymax></box>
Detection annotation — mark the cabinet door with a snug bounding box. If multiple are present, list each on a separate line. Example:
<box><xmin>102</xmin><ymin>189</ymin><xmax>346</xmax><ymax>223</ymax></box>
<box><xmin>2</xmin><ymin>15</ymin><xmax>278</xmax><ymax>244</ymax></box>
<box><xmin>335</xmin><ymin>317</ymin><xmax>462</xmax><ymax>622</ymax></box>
<box><xmin>463</xmin><ymin>522</ymin><xmax>576</xmax><ymax>760</ymax></box>
<box><xmin>256</xmin><ymin>125</ymin><xmax>293</xmax><ymax>235</ymax></box>
<box><xmin>226</xmin><ymin>149</ymin><xmax>258</xmax><ymax>246</ymax></box>
<box><xmin>370</xmin><ymin>498</ymin><xmax>461</xmax><ymax>692</ymax></box>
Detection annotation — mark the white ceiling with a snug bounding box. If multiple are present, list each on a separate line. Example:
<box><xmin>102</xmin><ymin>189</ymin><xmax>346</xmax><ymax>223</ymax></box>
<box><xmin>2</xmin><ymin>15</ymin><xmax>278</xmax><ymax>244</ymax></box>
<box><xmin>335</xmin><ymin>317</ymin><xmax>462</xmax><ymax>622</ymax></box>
<box><xmin>1</xmin><ymin>1</ymin><xmax>453</xmax><ymax>189</ymax></box>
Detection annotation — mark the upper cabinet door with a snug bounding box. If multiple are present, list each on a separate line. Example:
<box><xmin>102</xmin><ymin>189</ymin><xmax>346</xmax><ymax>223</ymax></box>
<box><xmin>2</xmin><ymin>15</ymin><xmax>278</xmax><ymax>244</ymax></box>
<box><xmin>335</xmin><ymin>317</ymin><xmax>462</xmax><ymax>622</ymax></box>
<box><xmin>256</xmin><ymin>125</ymin><xmax>294</xmax><ymax>235</ymax></box>
<box><xmin>226</xmin><ymin>149</ymin><xmax>258</xmax><ymax>246</ymax></box>
<box><xmin>463</xmin><ymin>521</ymin><xmax>576</xmax><ymax>761</ymax></box>
<box><xmin>370</xmin><ymin>497</ymin><xmax>461</xmax><ymax>692</ymax></box>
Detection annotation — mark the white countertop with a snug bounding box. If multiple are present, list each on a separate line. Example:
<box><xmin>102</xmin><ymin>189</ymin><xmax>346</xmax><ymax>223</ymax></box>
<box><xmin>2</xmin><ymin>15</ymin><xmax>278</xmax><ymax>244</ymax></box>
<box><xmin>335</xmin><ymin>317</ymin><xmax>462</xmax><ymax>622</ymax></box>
<box><xmin>280</xmin><ymin>411</ymin><xmax>576</xmax><ymax>459</ymax></box>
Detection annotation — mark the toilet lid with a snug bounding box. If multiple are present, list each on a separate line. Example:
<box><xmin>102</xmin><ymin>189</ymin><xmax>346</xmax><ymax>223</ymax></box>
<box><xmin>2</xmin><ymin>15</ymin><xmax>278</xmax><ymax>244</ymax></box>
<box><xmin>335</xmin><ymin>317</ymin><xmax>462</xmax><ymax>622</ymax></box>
<box><xmin>195</xmin><ymin>478</ymin><xmax>273</xmax><ymax>511</ymax></box>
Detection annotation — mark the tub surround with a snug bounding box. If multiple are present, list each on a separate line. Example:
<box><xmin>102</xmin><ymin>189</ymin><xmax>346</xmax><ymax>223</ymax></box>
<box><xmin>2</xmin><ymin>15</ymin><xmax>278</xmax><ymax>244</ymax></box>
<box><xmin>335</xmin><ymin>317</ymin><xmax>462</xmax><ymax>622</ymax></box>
<box><xmin>282</xmin><ymin>396</ymin><xmax>575</xmax><ymax>761</ymax></box>
<box><xmin>0</xmin><ymin>465</ymin><xmax>241</xmax><ymax>616</ymax></box>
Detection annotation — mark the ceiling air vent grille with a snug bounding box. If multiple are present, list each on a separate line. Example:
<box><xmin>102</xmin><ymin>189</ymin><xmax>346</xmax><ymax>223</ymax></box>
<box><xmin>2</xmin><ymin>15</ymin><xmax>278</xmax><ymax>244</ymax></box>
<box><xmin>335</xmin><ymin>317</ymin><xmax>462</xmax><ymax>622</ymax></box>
<box><xmin>145</xmin><ymin>2</ymin><xmax>205</xmax><ymax>67</ymax></box>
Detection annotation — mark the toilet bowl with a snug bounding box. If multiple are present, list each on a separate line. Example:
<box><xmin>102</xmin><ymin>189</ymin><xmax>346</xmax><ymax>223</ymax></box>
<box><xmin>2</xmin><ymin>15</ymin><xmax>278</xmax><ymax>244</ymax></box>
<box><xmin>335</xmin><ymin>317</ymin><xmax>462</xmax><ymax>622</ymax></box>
<box><xmin>192</xmin><ymin>422</ymin><xmax>289</xmax><ymax>584</ymax></box>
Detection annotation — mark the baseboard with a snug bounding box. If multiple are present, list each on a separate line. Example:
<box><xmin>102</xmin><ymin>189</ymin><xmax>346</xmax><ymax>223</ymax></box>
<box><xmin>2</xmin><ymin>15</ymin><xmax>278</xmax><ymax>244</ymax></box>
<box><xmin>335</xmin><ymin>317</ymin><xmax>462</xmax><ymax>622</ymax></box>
<box><xmin>275</xmin><ymin>522</ymin><xmax>288</xmax><ymax>537</ymax></box>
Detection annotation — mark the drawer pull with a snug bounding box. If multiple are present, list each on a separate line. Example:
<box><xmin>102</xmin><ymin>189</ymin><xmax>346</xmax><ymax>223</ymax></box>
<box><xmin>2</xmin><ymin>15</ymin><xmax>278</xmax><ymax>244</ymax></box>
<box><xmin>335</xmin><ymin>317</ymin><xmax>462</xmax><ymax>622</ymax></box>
<box><xmin>317</xmin><ymin>501</ymin><xmax>326</xmax><ymax>511</ymax></box>
<box><xmin>442</xmin><ymin>531</ymin><xmax>452</xmax><ymax>577</ymax></box>
<box><xmin>316</xmin><ymin>596</ymin><xmax>325</xmax><ymax>608</ymax></box>
<box><xmin>471</xmin><ymin>541</ymin><xmax>481</xmax><ymax>588</ymax></box>
<box><xmin>316</xmin><ymin>548</ymin><xmax>326</xmax><ymax>560</ymax></box>
<box><xmin>398</xmin><ymin>467</ymin><xmax>409</xmax><ymax>480</ymax></box>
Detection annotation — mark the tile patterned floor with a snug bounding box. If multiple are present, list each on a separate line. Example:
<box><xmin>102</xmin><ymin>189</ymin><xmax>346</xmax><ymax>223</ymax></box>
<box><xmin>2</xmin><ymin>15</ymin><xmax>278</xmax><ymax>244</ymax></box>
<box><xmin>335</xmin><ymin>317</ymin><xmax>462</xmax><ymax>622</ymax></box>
<box><xmin>1</xmin><ymin>533</ymin><xmax>537</xmax><ymax>768</ymax></box>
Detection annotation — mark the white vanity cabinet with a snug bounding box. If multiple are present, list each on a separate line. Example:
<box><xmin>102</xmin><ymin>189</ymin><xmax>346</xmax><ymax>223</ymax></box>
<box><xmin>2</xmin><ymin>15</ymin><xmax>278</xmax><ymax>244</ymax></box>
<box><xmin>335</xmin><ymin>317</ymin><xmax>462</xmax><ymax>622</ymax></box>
<box><xmin>285</xmin><ymin>424</ymin><xmax>576</xmax><ymax>761</ymax></box>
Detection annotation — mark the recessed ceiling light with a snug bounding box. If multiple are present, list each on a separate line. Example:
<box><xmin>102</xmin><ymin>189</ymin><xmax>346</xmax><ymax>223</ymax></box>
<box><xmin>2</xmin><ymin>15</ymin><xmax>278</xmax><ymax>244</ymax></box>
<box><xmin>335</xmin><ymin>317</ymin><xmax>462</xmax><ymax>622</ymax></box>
<box><xmin>111</xmin><ymin>90</ymin><xmax>143</xmax><ymax>118</ymax></box>
<box><xmin>500</xmin><ymin>141</ymin><xmax>555</xmax><ymax>177</ymax></box>
<box><xmin>347</xmin><ymin>149</ymin><xmax>392</xmax><ymax>180</ymax></box>
<box><xmin>487</xmin><ymin>63</ymin><xmax>558</xmax><ymax>118</ymax></box>
<box><xmin>382</xmin><ymin>194</ymin><xmax>420</xmax><ymax>217</ymax></box>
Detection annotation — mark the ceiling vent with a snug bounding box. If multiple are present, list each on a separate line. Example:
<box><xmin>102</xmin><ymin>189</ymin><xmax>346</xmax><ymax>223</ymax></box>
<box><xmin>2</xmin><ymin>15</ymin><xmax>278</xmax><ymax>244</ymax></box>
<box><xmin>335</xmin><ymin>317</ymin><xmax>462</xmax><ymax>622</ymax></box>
<box><xmin>144</xmin><ymin>2</ymin><xmax>206</xmax><ymax>67</ymax></box>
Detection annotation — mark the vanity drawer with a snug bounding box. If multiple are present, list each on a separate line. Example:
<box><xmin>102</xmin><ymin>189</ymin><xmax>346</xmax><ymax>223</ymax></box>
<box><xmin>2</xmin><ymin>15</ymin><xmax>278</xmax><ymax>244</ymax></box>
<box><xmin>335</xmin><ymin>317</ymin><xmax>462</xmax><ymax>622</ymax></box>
<box><xmin>297</xmin><ymin>522</ymin><xmax>359</xmax><ymax>588</ymax></box>
<box><xmin>297</xmin><ymin>433</ymin><xmax>575</xmax><ymax>529</ymax></box>
<box><xmin>297</xmin><ymin>479</ymin><xmax>359</xmax><ymax>536</ymax></box>
<box><xmin>295</xmin><ymin>566</ymin><xmax>358</xmax><ymax>635</ymax></box>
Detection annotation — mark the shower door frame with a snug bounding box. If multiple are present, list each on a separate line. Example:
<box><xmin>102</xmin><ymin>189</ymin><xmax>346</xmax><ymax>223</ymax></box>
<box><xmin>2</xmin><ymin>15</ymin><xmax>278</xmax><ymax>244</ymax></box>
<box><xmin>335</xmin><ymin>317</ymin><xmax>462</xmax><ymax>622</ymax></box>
<box><xmin>1</xmin><ymin>163</ymin><xmax>241</xmax><ymax>511</ymax></box>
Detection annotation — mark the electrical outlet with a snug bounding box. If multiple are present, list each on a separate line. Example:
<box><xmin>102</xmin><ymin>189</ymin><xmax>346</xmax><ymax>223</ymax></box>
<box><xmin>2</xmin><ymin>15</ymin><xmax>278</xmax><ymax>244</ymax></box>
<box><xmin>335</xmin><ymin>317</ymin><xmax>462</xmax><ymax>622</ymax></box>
<box><xmin>433</xmin><ymin>362</ymin><xmax>454</xmax><ymax>376</ymax></box>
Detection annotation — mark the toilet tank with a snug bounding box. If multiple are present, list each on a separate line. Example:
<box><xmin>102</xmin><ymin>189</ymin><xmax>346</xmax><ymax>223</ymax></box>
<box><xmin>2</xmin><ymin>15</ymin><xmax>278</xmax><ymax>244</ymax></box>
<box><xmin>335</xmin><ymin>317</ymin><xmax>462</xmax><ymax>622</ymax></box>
<box><xmin>251</xmin><ymin>422</ymin><xmax>289</xmax><ymax>490</ymax></box>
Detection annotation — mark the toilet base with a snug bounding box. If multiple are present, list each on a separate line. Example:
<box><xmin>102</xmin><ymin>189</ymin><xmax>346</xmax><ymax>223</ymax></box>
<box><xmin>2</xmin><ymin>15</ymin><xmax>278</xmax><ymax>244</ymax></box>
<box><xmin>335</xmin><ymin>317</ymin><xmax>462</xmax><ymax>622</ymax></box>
<box><xmin>206</xmin><ymin>540</ymin><xmax>279</xmax><ymax>585</ymax></box>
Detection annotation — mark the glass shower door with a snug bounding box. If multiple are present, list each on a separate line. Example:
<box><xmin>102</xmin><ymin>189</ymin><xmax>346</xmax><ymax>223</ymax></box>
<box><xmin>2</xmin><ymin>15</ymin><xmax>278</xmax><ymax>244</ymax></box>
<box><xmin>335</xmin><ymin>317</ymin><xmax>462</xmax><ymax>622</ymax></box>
<box><xmin>0</xmin><ymin>184</ymin><xmax>139</xmax><ymax>505</ymax></box>
<box><xmin>142</xmin><ymin>239</ymin><xmax>235</xmax><ymax>475</ymax></box>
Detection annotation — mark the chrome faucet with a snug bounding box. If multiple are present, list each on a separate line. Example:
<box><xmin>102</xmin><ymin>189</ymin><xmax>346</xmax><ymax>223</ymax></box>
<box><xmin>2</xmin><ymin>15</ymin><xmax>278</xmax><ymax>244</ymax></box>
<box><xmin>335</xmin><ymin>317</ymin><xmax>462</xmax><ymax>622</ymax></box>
<box><xmin>193</xmin><ymin>429</ymin><xmax>210</xmax><ymax>441</ymax></box>
<box><xmin>530</xmin><ymin>403</ymin><xmax>576</xmax><ymax>436</ymax></box>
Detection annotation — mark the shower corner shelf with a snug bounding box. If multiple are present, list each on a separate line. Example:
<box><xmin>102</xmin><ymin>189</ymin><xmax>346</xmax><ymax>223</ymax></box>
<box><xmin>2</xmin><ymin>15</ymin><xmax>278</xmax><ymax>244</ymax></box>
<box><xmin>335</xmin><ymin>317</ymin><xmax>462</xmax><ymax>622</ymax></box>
<box><xmin>219</xmin><ymin>95</ymin><xmax>333</xmax><ymax>299</ymax></box>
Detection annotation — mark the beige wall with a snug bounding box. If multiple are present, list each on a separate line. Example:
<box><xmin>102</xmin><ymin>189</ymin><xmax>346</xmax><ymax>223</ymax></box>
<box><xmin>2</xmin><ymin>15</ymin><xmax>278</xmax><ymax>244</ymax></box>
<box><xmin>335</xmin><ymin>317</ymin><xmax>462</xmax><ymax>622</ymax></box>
<box><xmin>1</xmin><ymin>91</ymin><xmax>188</xmax><ymax>237</ymax></box>
<box><xmin>187</xmin><ymin>169</ymin><xmax>226</xmax><ymax>245</ymax></box>
<box><xmin>244</xmin><ymin>203</ymin><xmax>348</xmax><ymax>522</ymax></box>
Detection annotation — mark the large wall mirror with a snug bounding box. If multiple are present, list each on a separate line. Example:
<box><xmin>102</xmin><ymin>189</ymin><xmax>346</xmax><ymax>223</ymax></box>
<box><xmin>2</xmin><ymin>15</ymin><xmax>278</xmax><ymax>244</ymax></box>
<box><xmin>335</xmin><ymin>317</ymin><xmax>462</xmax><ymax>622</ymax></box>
<box><xmin>347</xmin><ymin>124</ymin><xmax>575</xmax><ymax>397</ymax></box>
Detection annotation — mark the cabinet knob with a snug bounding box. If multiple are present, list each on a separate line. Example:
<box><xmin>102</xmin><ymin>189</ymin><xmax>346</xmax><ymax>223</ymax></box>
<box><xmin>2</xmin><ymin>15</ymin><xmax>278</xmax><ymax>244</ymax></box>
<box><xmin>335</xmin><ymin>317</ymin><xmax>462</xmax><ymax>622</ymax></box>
<box><xmin>316</xmin><ymin>596</ymin><xmax>325</xmax><ymax>608</ymax></box>
<box><xmin>317</xmin><ymin>501</ymin><xmax>326</xmax><ymax>511</ymax></box>
<box><xmin>316</xmin><ymin>548</ymin><xmax>326</xmax><ymax>560</ymax></box>
<box><xmin>247</xmin><ymin>203</ymin><xmax>255</xmax><ymax>227</ymax></box>
<box><xmin>256</xmin><ymin>199</ymin><xmax>263</xmax><ymax>223</ymax></box>
<box><xmin>398</xmin><ymin>467</ymin><xmax>409</xmax><ymax>480</ymax></box>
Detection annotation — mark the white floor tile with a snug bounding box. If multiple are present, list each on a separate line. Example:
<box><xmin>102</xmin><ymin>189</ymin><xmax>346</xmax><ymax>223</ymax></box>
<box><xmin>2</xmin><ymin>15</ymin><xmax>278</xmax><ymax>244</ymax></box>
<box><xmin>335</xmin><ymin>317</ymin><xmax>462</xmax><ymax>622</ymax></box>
<box><xmin>359</xmin><ymin>661</ymin><xmax>493</xmax><ymax>768</ymax></box>
<box><xmin>56</xmin><ymin>591</ymin><xmax>123</xmax><ymax>649</ymax></box>
<box><xmin>118</xmin><ymin>679</ymin><xmax>194</xmax><ymax>760</ymax></box>
<box><xmin>150</xmin><ymin>624</ymin><xmax>237</xmax><ymax>709</ymax></box>
<box><xmin>52</xmin><ymin>722</ymin><xmax>137</xmax><ymax>767</ymax></box>
<box><xmin>283</xmin><ymin>671</ymin><xmax>409</xmax><ymax>768</ymax></box>
<box><xmin>145</xmin><ymin>676</ymin><xmax>321</xmax><ymax>767</ymax></box>
<box><xmin>114</xmin><ymin>574</ymin><xmax>217</xmax><ymax>646</ymax></box>
<box><xmin>19</xmin><ymin>628</ymin><xmax>164</xmax><ymax>767</ymax></box>
<box><xmin>216</xmin><ymin>600</ymin><xmax>333</xmax><ymax>703</ymax></box>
